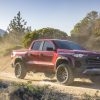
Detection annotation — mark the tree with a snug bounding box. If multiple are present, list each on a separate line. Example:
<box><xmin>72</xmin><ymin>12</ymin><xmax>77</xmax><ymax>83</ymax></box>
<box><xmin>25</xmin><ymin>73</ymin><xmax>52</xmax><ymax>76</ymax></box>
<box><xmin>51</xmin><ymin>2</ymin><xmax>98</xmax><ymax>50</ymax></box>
<box><xmin>71</xmin><ymin>11</ymin><xmax>98</xmax><ymax>36</ymax></box>
<box><xmin>71</xmin><ymin>11</ymin><xmax>100</xmax><ymax>50</ymax></box>
<box><xmin>8</xmin><ymin>11</ymin><xmax>27</xmax><ymax>33</ymax></box>
<box><xmin>86</xmin><ymin>11</ymin><xmax>98</xmax><ymax>21</ymax></box>
<box><xmin>7</xmin><ymin>11</ymin><xmax>31</xmax><ymax>44</ymax></box>
<box><xmin>23</xmin><ymin>27</ymin><xmax>68</xmax><ymax>48</ymax></box>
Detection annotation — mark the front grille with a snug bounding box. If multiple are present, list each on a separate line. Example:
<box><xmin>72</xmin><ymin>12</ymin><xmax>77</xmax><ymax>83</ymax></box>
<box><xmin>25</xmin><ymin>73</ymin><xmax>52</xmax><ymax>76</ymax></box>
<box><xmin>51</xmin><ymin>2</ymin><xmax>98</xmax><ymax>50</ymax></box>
<box><xmin>75</xmin><ymin>61</ymin><xmax>81</xmax><ymax>67</ymax></box>
<box><xmin>86</xmin><ymin>56</ymin><xmax>100</xmax><ymax>65</ymax></box>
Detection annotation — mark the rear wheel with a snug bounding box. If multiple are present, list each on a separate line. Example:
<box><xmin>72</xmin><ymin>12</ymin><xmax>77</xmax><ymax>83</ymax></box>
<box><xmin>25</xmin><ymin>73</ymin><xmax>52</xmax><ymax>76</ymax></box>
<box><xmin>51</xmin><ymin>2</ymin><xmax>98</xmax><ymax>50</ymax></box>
<box><xmin>15</xmin><ymin>62</ymin><xmax>27</xmax><ymax>79</ymax></box>
<box><xmin>56</xmin><ymin>64</ymin><xmax>74</xmax><ymax>85</ymax></box>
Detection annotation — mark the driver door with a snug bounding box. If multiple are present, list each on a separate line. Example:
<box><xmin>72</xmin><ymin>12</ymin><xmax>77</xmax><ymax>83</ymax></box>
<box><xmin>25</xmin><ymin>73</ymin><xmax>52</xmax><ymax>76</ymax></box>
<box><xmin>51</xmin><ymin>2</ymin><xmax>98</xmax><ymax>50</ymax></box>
<box><xmin>27</xmin><ymin>40</ymin><xmax>43</xmax><ymax>71</ymax></box>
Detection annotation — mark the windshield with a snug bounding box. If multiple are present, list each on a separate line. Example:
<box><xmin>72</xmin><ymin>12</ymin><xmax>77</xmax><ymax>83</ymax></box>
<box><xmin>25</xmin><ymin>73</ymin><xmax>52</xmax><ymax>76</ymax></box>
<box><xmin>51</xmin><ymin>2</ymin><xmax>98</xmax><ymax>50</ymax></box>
<box><xmin>54</xmin><ymin>40</ymin><xmax>85</xmax><ymax>50</ymax></box>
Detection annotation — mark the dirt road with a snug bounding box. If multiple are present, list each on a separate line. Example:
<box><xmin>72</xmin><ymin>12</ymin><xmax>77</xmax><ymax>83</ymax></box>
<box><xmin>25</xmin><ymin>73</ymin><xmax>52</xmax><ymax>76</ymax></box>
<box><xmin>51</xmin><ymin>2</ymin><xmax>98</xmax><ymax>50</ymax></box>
<box><xmin>0</xmin><ymin>56</ymin><xmax>100</xmax><ymax>97</ymax></box>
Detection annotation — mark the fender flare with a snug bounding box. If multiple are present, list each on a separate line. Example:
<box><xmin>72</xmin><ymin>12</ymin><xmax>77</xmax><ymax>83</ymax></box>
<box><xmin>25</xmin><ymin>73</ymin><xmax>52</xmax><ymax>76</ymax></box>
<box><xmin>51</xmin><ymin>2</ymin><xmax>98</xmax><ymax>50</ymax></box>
<box><xmin>55</xmin><ymin>57</ymin><xmax>69</xmax><ymax>66</ymax></box>
<box><xmin>13</xmin><ymin>56</ymin><xmax>24</xmax><ymax>66</ymax></box>
<box><xmin>55</xmin><ymin>56</ymin><xmax>74</xmax><ymax>69</ymax></box>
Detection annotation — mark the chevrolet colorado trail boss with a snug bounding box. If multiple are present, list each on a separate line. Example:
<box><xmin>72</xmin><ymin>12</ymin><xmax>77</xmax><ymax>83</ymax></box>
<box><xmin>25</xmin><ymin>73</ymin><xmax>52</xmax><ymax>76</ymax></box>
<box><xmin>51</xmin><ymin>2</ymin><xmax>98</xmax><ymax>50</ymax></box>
<box><xmin>11</xmin><ymin>39</ymin><xmax>100</xmax><ymax>85</ymax></box>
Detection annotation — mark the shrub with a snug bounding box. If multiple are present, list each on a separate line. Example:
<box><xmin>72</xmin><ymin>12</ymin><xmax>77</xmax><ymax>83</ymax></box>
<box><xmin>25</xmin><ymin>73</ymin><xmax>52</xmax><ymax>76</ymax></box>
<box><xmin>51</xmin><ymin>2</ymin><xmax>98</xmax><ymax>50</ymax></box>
<box><xmin>23</xmin><ymin>27</ymin><xmax>68</xmax><ymax>48</ymax></box>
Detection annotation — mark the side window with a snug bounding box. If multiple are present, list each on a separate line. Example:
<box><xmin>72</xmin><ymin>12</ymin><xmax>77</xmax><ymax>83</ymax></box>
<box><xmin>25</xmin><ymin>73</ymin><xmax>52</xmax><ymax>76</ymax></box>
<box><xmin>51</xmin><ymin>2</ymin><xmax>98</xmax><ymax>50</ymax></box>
<box><xmin>31</xmin><ymin>41</ymin><xmax>42</xmax><ymax>50</ymax></box>
<box><xmin>42</xmin><ymin>41</ymin><xmax>55</xmax><ymax>51</ymax></box>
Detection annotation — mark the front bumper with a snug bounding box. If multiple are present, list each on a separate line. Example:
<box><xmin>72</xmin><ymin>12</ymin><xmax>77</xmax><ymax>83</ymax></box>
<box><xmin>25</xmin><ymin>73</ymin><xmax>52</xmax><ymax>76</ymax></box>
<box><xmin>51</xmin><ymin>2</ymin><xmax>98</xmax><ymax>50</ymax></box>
<box><xmin>83</xmin><ymin>68</ymin><xmax>100</xmax><ymax>75</ymax></box>
<box><xmin>74</xmin><ymin>55</ymin><xmax>100</xmax><ymax>76</ymax></box>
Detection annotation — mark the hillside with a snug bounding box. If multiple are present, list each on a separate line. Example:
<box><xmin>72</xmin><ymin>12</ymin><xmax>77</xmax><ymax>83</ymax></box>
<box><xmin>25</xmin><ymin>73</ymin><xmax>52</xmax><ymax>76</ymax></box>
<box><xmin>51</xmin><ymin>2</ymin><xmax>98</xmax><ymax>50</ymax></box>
<box><xmin>0</xmin><ymin>29</ymin><xmax>6</xmax><ymax>36</ymax></box>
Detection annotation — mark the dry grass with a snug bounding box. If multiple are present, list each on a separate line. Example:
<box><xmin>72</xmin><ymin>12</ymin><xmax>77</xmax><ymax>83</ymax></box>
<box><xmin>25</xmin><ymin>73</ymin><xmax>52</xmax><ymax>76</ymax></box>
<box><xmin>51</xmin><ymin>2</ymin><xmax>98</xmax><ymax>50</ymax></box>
<box><xmin>0</xmin><ymin>43</ymin><xmax>14</xmax><ymax>57</ymax></box>
<box><xmin>0</xmin><ymin>42</ymin><xmax>23</xmax><ymax>73</ymax></box>
<box><xmin>0</xmin><ymin>42</ymin><xmax>12</xmax><ymax>72</ymax></box>
<box><xmin>0</xmin><ymin>42</ymin><xmax>23</xmax><ymax>57</ymax></box>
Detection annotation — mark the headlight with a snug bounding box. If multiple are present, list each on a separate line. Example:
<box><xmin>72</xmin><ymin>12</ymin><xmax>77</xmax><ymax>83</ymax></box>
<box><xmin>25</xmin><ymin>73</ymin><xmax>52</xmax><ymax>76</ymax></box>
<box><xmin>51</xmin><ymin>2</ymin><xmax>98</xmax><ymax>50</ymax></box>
<box><xmin>73</xmin><ymin>54</ymin><xmax>84</xmax><ymax>58</ymax></box>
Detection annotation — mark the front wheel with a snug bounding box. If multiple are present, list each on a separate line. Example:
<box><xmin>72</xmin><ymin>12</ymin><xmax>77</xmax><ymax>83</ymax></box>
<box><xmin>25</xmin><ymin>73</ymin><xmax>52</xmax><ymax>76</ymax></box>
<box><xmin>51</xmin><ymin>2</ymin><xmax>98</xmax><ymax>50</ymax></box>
<box><xmin>15</xmin><ymin>62</ymin><xmax>27</xmax><ymax>79</ymax></box>
<box><xmin>56</xmin><ymin>64</ymin><xmax>74</xmax><ymax>85</ymax></box>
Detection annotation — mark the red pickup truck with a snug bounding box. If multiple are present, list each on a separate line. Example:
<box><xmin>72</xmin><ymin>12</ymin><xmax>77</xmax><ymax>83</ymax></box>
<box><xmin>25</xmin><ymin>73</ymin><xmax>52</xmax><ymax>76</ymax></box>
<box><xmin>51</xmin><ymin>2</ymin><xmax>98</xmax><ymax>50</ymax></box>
<box><xmin>11</xmin><ymin>39</ymin><xmax>100</xmax><ymax>85</ymax></box>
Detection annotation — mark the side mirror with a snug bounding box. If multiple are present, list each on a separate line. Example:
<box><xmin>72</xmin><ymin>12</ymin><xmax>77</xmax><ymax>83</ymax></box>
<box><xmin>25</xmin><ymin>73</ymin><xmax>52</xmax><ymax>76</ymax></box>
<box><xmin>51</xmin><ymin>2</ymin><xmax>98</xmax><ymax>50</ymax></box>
<box><xmin>47</xmin><ymin>47</ymin><xmax>55</xmax><ymax>51</ymax></box>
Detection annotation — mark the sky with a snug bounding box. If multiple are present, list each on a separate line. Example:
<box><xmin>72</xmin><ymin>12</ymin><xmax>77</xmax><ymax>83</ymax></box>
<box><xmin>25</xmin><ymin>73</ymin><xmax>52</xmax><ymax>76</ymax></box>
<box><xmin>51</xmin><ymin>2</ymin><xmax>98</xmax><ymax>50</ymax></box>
<box><xmin>0</xmin><ymin>0</ymin><xmax>100</xmax><ymax>35</ymax></box>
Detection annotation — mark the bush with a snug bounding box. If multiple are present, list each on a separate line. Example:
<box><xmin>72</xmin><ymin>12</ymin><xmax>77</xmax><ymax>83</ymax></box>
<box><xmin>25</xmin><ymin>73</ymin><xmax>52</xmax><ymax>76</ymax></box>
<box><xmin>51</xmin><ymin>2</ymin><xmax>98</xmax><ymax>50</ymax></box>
<box><xmin>23</xmin><ymin>27</ymin><xmax>68</xmax><ymax>48</ymax></box>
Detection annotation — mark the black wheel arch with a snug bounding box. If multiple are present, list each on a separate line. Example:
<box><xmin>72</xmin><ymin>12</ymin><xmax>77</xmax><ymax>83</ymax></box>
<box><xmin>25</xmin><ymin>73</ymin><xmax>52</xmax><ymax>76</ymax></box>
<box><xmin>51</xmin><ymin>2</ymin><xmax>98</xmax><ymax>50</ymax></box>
<box><xmin>14</xmin><ymin>56</ymin><xmax>24</xmax><ymax>67</ymax></box>
<box><xmin>55</xmin><ymin>57</ymin><xmax>74</xmax><ymax>69</ymax></box>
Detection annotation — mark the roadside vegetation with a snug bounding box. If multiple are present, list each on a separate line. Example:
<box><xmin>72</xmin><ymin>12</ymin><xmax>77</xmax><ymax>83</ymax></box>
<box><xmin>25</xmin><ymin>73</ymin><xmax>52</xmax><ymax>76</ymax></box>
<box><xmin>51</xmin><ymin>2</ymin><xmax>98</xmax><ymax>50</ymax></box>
<box><xmin>71</xmin><ymin>11</ymin><xmax>100</xmax><ymax>51</ymax></box>
<box><xmin>0</xmin><ymin>80</ymin><xmax>100</xmax><ymax>100</ymax></box>
<box><xmin>0</xmin><ymin>11</ymin><xmax>29</xmax><ymax>57</ymax></box>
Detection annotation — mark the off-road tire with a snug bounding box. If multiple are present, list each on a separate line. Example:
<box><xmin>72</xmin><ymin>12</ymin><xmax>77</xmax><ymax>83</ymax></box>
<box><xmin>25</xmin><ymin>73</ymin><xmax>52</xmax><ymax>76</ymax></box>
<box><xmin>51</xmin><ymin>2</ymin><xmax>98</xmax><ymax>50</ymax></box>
<box><xmin>56</xmin><ymin>64</ymin><xmax>74</xmax><ymax>85</ymax></box>
<box><xmin>15</xmin><ymin>62</ymin><xmax>27</xmax><ymax>79</ymax></box>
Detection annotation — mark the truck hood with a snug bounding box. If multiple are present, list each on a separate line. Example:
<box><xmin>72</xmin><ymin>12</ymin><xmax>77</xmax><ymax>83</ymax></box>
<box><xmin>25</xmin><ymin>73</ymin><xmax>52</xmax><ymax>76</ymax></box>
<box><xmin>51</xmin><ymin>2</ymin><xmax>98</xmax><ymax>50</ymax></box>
<box><xmin>57</xmin><ymin>49</ymin><xmax>100</xmax><ymax>55</ymax></box>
